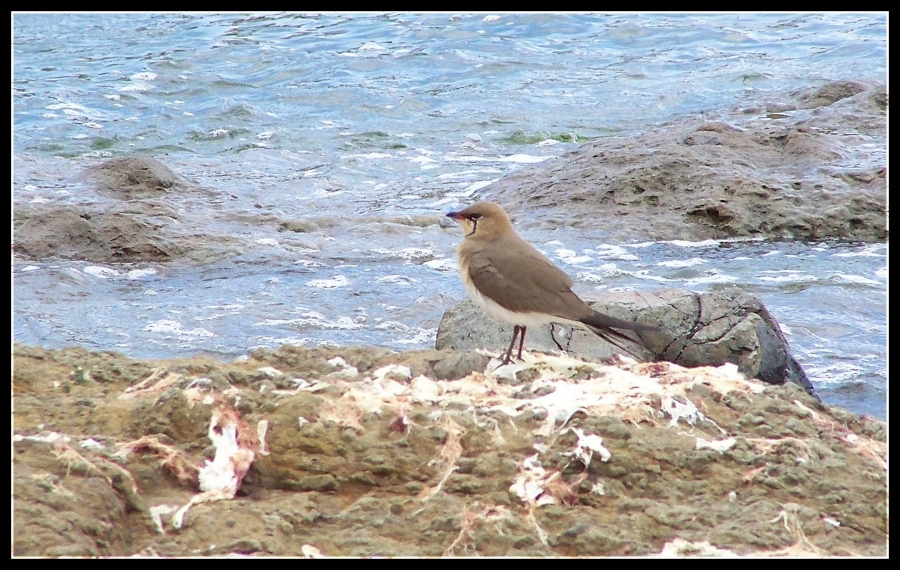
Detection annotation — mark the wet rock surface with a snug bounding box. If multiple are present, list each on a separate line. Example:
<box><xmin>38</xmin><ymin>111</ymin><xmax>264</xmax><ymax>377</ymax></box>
<box><xmin>74</xmin><ymin>156</ymin><xmax>190</xmax><ymax>197</ymax></box>
<box><xmin>13</xmin><ymin>156</ymin><xmax>243</xmax><ymax>265</ymax></box>
<box><xmin>13</xmin><ymin>202</ymin><xmax>187</xmax><ymax>263</ymax></box>
<box><xmin>13</xmin><ymin>344</ymin><xmax>886</xmax><ymax>557</ymax></box>
<box><xmin>436</xmin><ymin>288</ymin><xmax>817</xmax><ymax>398</ymax></box>
<box><xmin>483</xmin><ymin>82</ymin><xmax>886</xmax><ymax>243</ymax></box>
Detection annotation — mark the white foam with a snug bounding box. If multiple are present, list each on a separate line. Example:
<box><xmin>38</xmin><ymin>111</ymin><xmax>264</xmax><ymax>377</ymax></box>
<box><xmin>831</xmin><ymin>273</ymin><xmax>882</xmax><ymax>286</ymax></box>
<box><xmin>306</xmin><ymin>275</ymin><xmax>350</xmax><ymax>289</ymax></box>
<box><xmin>295</xmin><ymin>259</ymin><xmax>325</xmax><ymax>268</ymax></box>
<box><xmin>374</xmin><ymin>320</ymin><xmax>411</xmax><ymax>331</ymax></box>
<box><xmin>424</xmin><ymin>258</ymin><xmax>458</xmax><ymax>272</ymax></box>
<box><xmin>657</xmin><ymin>257</ymin><xmax>705</xmax><ymax>268</ymax></box>
<box><xmin>394</xmin><ymin>327</ymin><xmax>437</xmax><ymax>346</ymax></box>
<box><xmin>592</xmin><ymin>244</ymin><xmax>639</xmax><ymax>261</ymax></box>
<box><xmin>466</xmin><ymin>179</ymin><xmax>498</xmax><ymax>192</ymax></box>
<box><xmin>207</xmin><ymin>304</ymin><xmax>244</xmax><ymax>311</ymax></box>
<box><xmin>498</xmin><ymin>154</ymin><xmax>551</xmax><ymax>164</ymax></box>
<box><xmin>758</xmin><ymin>273</ymin><xmax>818</xmax><ymax>283</ymax></box>
<box><xmin>832</xmin><ymin>244</ymin><xmax>887</xmax><ymax>258</ymax></box>
<box><xmin>573</xmin><ymin>272</ymin><xmax>606</xmax><ymax>284</ymax></box>
<box><xmin>804</xmin><ymin>363</ymin><xmax>865</xmax><ymax>385</ymax></box>
<box><xmin>248</xmin><ymin>337</ymin><xmax>310</xmax><ymax>349</ymax></box>
<box><xmin>554</xmin><ymin>249</ymin><xmax>592</xmax><ymax>264</ymax></box>
<box><xmin>627</xmin><ymin>270</ymin><xmax>677</xmax><ymax>283</ymax></box>
<box><xmin>358</xmin><ymin>41</ymin><xmax>386</xmax><ymax>51</ymax></box>
<box><xmin>684</xmin><ymin>273</ymin><xmax>737</xmax><ymax>286</ymax></box>
<box><xmin>437</xmin><ymin>168</ymin><xmax>501</xmax><ymax>180</ymax></box>
<box><xmin>124</xmin><ymin>268</ymin><xmax>156</xmax><ymax>279</ymax></box>
<box><xmin>83</xmin><ymin>266</ymin><xmax>120</xmax><ymax>279</ymax></box>
<box><xmin>372</xmin><ymin>247</ymin><xmax>434</xmax><ymax>261</ymax></box>
<box><xmin>257</xmin><ymin>313</ymin><xmax>363</xmax><ymax>330</ymax></box>
<box><xmin>664</xmin><ymin>239</ymin><xmax>721</xmax><ymax>248</ymax></box>
<box><xmin>116</xmin><ymin>81</ymin><xmax>154</xmax><ymax>92</ymax></box>
<box><xmin>409</xmin><ymin>155</ymin><xmax>438</xmax><ymax>165</ymax></box>
<box><xmin>144</xmin><ymin>320</ymin><xmax>215</xmax><ymax>338</ymax></box>
<box><xmin>344</xmin><ymin>152</ymin><xmax>393</xmax><ymax>159</ymax></box>
<box><xmin>446</xmin><ymin>154</ymin><xmax>491</xmax><ymax>163</ymax></box>
<box><xmin>46</xmin><ymin>102</ymin><xmax>90</xmax><ymax>113</ymax></box>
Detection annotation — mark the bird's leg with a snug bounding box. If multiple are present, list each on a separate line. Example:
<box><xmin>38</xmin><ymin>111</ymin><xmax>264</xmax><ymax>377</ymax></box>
<box><xmin>502</xmin><ymin>325</ymin><xmax>522</xmax><ymax>366</ymax></box>
<box><xmin>516</xmin><ymin>326</ymin><xmax>527</xmax><ymax>361</ymax></box>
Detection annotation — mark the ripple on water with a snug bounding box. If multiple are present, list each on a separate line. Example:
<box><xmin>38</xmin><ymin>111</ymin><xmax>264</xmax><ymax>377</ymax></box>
<box><xmin>306</xmin><ymin>275</ymin><xmax>350</xmax><ymax>289</ymax></box>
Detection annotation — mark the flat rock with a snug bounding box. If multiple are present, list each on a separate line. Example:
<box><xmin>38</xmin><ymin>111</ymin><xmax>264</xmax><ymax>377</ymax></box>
<box><xmin>12</xmin><ymin>343</ymin><xmax>886</xmax><ymax>556</ymax></box>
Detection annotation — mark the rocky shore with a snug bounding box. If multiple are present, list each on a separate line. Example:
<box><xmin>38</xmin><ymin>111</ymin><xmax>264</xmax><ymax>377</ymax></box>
<box><xmin>13</xmin><ymin>81</ymin><xmax>887</xmax><ymax>557</ymax></box>
<box><xmin>12</xmin><ymin>343</ymin><xmax>887</xmax><ymax>557</ymax></box>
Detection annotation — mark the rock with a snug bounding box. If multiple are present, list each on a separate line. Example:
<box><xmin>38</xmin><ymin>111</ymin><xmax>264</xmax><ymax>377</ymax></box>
<box><xmin>432</xmin><ymin>350</ymin><xmax>491</xmax><ymax>380</ymax></box>
<box><xmin>435</xmin><ymin>288</ymin><xmax>818</xmax><ymax>398</ymax></box>
<box><xmin>12</xmin><ymin>344</ymin><xmax>885</xmax><ymax>556</ymax></box>
<box><xmin>480</xmin><ymin>84</ymin><xmax>886</xmax><ymax>243</ymax></box>
<box><xmin>12</xmin><ymin>156</ymin><xmax>256</xmax><ymax>264</ymax></box>
<box><xmin>799</xmin><ymin>80</ymin><xmax>868</xmax><ymax>109</ymax></box>
<box><xmin>74</xmin><ymin>156</ymin><xmax>188</xmax><ymax>196</ymax></box>
<box><xmin>13</xmin><ymin>202</ymin><xmax>184</xmax><ymax>263</ymax></box>
<box><xmin>13</xmin><ymin>156</ymin><xmax>245</xmax><ymax>264</ymax></box>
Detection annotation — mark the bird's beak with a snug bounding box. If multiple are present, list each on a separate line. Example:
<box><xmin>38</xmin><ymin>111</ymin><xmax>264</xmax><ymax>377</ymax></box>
<box><xmin>446</xmin><ymin>211</ymin><xmax>465</xmax><ymax>220</ymax></box>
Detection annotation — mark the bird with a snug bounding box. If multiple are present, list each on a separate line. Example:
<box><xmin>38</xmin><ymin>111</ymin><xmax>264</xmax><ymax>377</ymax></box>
<box><xmin>446</xmin><ymin>201</ymin><xmax>655</xmax><ymax>365</ymax></box>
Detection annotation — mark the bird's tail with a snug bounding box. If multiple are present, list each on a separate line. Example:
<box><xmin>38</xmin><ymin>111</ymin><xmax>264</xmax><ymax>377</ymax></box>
<box><xmin>579</xmin><ymin>312</ymin><xmax>656</xmax><ymax>357</ymax></box>
<box><xmin>580</xmin><ymin>312</ymin><xmax>656</xmax><ymax>333</ymax></box>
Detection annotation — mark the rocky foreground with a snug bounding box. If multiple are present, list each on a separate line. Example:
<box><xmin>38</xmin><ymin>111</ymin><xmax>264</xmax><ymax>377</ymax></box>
<box><xmin>13</xmin><ymin>343</ymin><xmax>886</xmax><ymax>557</ymax></box>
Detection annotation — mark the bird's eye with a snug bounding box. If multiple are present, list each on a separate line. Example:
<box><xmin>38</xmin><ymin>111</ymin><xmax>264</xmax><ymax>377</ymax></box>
<box><xmin>469</xmin><ymin>214</ymin><xmax>482</xmax><ymax>221</ymax></box>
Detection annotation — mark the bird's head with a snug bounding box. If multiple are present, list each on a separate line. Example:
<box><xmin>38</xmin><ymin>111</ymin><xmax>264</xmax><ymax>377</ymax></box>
<box><xmin>446</xmin><ymin>201</ymin><xmax>513</xmax><ymax>239</ymax></box>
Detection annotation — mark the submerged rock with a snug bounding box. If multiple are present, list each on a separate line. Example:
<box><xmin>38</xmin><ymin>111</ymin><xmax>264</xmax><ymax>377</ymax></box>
<box><xmin>13</xmin><ymin>156</ymin><xmax>244</xmax><ymax>264</ymax></box>
<box><xmin>13</xmin><ymin>202</ymin><xmax>185</xmax><ymax>263</ymax></box>
<box><xmin>74</xmin><ymin>156</ymin><xmax>189</xmax><ymax>197</ymax></box>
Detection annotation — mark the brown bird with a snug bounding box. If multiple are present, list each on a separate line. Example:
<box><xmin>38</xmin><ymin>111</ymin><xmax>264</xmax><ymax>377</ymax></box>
<box><xmin>446</xmin><ymin>201</ymin><xmax>655</xmax><ymax>365</ymax></box>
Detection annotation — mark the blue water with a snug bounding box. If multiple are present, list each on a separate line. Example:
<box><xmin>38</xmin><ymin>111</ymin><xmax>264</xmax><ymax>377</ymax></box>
<box><xmin>12</xmin><ymin>13</ymin><xmax>887</xmax><ymax>419</ymax></box>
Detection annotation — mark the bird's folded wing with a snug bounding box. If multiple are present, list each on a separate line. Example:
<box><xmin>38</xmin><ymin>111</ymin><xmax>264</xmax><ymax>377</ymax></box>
<box><xmin>468</xmin><ymin>244</ymin><xmax>590</xmax><ymax>321</ymax></box>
